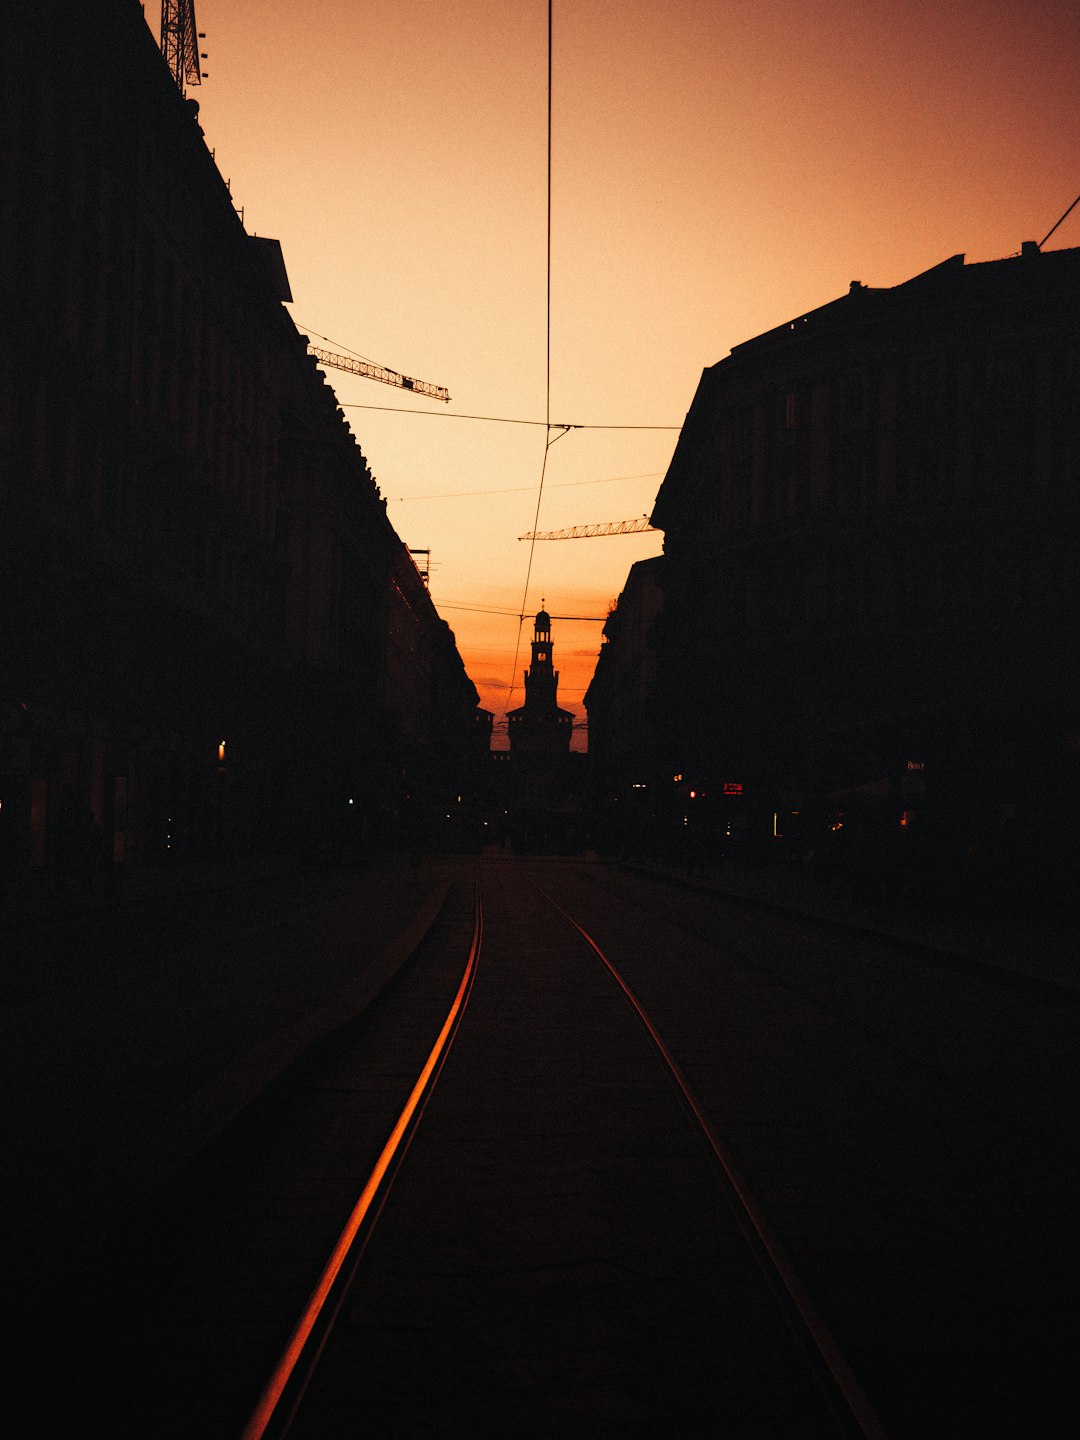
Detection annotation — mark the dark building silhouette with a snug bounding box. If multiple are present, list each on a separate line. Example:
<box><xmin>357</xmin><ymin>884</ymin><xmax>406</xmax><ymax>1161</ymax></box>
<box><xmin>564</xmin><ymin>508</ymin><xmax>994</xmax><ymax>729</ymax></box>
<box><xmin>507</xmin><ymin>608</ymin><xmax>574</xmax><ymax>755</ymax></box>
<box><xmin>630</xmin><ymin>245</ymin><xmax>1080</xmax><ymax>906</ymax></box>
<box><xmin>584</xmin><ymin>558</ymin><xmax>663</xmax><ymax>853</ymax></box>
<box><xmin>492</xmin><ymin>609</ymin><xmax>586</xmax><ymax>852</ymax></box>
<box><xmin>1</xmin><ymin>0</ymin><xmax>481</xmax><ymax>893</ymax></box>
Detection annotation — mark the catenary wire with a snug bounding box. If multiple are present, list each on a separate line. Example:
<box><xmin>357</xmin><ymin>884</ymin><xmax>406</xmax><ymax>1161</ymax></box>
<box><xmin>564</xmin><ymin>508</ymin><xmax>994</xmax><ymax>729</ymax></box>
<box><xmin>388</xmin><ymin>471</ymin><xmax>662</xmax><ymax>502</ymax></box>
<box><xmin>338</xmin><ymin>402</ymin><xmax>680</xmax><ymax>429</ymax></box>
<box><xmin>435</xmin><ymin>602</ymin><xmax>606</xmax><ymax>620</ymax></box>
<box><xmin>503</xmin><ymin>0</ymin><xmax>555</xmax><ymax>722</ymax></box>
<box><xmin>296</xmin><ymin>321</ymin><xmax>680</xmax><ymax>430</ymax></box>
<box><xmin>1039</xmin><ymin>191</ymin><xmax>1080</xmax><ymax>249</ymax></box>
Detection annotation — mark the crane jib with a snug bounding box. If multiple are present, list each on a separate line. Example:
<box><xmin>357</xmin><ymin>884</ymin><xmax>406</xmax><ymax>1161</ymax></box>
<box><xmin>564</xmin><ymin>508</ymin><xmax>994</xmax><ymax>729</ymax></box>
<box><xmin>308</xmin><ymin>345</ymin><xmax>450</xmax><ymax>403</ymax></box>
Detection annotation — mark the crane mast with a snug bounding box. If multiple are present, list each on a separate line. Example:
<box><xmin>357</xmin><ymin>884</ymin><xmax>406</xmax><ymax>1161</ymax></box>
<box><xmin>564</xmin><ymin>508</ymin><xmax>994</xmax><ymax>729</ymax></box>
<box><xmin>160</xmin><ymin>1</ymin><xmax>204</xmax><ymax>96</ymax></box>
<box><xmin>308</xmin><ymin>346</ymin><xmax>450</xmax><ymax>404</ymax></box>
<box><xmin>518</xmin><ymin>517</ymin><xmax>657</xmax><ymax>540</ymax></box>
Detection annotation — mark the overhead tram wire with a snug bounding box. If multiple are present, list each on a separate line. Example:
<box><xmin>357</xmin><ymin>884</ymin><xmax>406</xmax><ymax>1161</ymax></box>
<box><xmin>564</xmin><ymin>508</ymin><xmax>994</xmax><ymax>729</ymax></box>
<box><xmin>435</xmin><ymin>602</ymin><xmax>606</xmax><ymax>621</ymax></box>
<box><xmin>299</xmin><ymin>320</ymin><xmax>680</xmax><ymax>431</ymax></box>
<box><xmin>338</xmin><ymin>403</ymin><xmax>680</xmax><ymax>429</ymax></box>
<box><xmin>388</xmin><ymin>471</ymin><xmax>664</xmax><ymax>502</ymax></box>
<box><xmin>1039</xmin><ymin>190</ymin><xmax>1080</xmax><ymax>249</ymax></box>
<box><xmin>503</xmin><ymin>0</ymin><xmax>555</xmax><ymax>722</ymax></box>
<box><xmin>295</xmin><ymin>25</ymin><xmax>673</xmax><ymax>722</ymax></box>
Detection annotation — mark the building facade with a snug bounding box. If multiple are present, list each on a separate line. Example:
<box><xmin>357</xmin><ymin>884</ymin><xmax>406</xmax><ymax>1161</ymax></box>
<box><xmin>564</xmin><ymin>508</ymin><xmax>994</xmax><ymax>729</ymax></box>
<box><xmin>647</xmin><ymin>245</ymin><xmax>1080</xmax><ymax>904</ymax></box>
<box><xmin>1</xmin><ymin>0</ymin><xmax>481</xmax><ymax>893</ymax></box>
<box><xmin>494</xmin><ymin>610</ymin><xmax>586</xmax><ymax>851</ymax></box>
<box><xmin>584</xmin><ymin>557</ymin><xmax>663</xmax><ymax>853</ymax></box>
<box><xmin>507</xmin><ymin>609</ymin><xmax>574</xmax><ymax>755</ymax></box>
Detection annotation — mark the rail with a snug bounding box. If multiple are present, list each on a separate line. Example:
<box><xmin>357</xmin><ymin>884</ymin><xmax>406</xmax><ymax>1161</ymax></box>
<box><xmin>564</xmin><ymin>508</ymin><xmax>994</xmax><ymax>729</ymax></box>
<box><xmin>539</xmin><ymin>884</ymin><xmax>887</xmax><ymax>1440</ymax></box>
<box><xmin>242</xmin><ymin>868</ymin><xmax>883</xmax><ymax>1438</ymax></box>
<box><xmin>239</xmin><ymin>873</ymin><xmax>483</xmax><ymax>1440</ymax></box>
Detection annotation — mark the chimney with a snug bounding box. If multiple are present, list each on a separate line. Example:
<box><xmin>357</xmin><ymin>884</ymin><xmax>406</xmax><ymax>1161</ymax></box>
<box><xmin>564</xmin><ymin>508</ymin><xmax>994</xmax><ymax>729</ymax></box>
<box><xmin>1021</xmin><ymin>240</ymin><xmax>1040</xmax><ymax>258</ymax></box>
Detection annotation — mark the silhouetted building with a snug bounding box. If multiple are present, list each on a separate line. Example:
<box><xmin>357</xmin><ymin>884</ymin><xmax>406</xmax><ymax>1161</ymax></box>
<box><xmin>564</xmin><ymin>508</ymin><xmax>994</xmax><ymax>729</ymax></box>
<box><xmin>495</xmin><ymin>609</ymin><xmax>587</xmax><ymax>851</ymax></box>
<box><xmin>474</xmin><ymin>708</ymin><xmax>495</xmax><ymax>756</ymax></box>
<box><xmin>1</xmin><ymin>0</ymin><xmax>480</xmax><ymax>892</ymax></box>
<box><xmin>584</xmin><ymin>558</ymin><xmax>664</xmax><ymax>858</ymax></box>
<box><xmin>507</xmin><ymin>609</ymin><xmax>574</xmax><ymax>755</ymax></box>
<box><xmin>647</xmin><ymin>245</ymin><xmax>1080</xmax><ymax>906</ymax></box>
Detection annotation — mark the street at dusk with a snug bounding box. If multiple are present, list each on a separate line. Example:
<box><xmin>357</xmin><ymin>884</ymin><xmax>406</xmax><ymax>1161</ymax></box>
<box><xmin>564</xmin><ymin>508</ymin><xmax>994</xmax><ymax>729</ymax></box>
<box><xmin>142</xmin><ymin>0</ymin><xmax>1080</xmax><ymax>733</ymax></box>
<box><xmin>4</xmin><ymin>3</ymin><xmax>1080</xmax><ymax>1436</ymax></box>
<box><xmin>6</xmin><ymin>858</ymin><xmax>1078</xmax><ymax>1436</ymax></box>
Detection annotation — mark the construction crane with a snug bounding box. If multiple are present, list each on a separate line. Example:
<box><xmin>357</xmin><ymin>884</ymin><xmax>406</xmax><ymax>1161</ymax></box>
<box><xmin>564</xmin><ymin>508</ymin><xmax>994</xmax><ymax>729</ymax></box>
<box><xmin>308</xmin><ymin>346</ymin><xmax>450</xmax><ymax>404</ymax></box>
<box><xmin>518</xmin><ymin>517</ymin><xmax>657</xmax><ymax>541</ymax></box>
<box><xmin>160</xmin><ymin>1</ymin><xmax>206</xmax><ymax>96</ymax></box>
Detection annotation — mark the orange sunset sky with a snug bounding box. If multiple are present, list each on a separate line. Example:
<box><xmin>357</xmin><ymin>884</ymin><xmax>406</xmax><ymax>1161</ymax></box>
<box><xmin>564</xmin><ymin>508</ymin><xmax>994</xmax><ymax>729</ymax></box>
<box><xmin>153</xmin><ymin>1</ymin><xmax>1079</xmax><ymax>748</ymax></box>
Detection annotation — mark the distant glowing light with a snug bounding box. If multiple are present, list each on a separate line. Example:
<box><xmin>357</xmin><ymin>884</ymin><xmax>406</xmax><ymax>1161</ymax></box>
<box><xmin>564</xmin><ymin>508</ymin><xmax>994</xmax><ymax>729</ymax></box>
<box><xmin>673</xmin><ymin>773</ymin><xmax>683</xmax><ymax>783</ymax></box>
<box><xmin>218</xmin><ymin>740</ymin><xmax>226</xmax><ymax>762</ymax></box>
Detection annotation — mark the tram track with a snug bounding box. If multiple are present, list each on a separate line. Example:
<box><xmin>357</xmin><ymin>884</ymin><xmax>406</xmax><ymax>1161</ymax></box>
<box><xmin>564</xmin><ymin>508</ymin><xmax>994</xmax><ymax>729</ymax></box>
<box><xmin>245</xmin><ymin>864</ymin><xmax>882</xmax><ymax>1438</ymax></box>
<box><xmin>560</xmin><ymin>860</ymin><xmax>1075</xmax><ymax>1133</ymax></box>
<box><xmin>32</xmin><ymin>857</ymin><xmax>1076</xmax><ymax>1437</ymax></box>
<box><xmin>537</xmin><ymin>883</ymin><xmax>886</xmax><ymax>1440</ymax></box>
<box><xmin>241</xmin><ymin>874</ymin><xmax>484</xmax><ymax>1439</ymax></box>
<box><xmin>26</xmin><ymin>869</ymin><xmax>481</xmax><ymax>1440</ymax></box>
<box><xmin>529</xmin><ymin>860</ymin><xmax>1080</xmax><ymax>1438</ymax></box>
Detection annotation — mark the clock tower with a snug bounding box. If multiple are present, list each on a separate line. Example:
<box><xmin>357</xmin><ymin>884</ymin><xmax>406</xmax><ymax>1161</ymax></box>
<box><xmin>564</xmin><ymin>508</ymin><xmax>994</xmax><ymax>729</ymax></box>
<box><xmin>507</xmin><ymin>605</ymin><xmax>574</xmax><ymax>754</ymax></box>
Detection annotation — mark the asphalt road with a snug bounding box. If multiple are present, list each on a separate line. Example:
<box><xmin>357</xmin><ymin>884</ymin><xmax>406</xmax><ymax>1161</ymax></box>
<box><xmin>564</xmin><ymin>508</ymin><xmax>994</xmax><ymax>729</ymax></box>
<box><xmin>9</xmin><ymin>856</ymin><xmax>1079</xmax><ymax>1438</ymax></box>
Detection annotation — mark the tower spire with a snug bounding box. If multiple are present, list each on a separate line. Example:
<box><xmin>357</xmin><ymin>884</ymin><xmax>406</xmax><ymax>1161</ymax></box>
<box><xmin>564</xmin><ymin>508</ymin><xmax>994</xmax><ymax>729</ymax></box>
<box><xmin>506</xmin><ymin>605</ymin><xmax>573</xmax><ymax>753</ymax></box>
